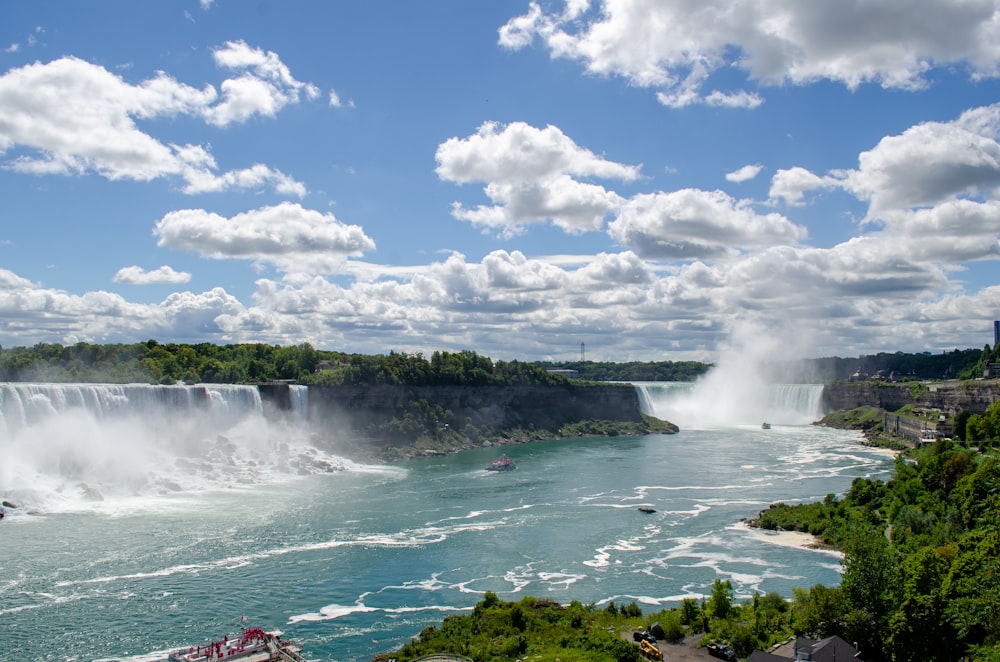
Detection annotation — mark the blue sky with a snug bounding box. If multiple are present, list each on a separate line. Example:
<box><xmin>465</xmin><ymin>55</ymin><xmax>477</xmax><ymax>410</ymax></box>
<box><xmin>2</xmin><ymin>1</ymin><xmax>1000</xmax><ymax>363</ymax></box>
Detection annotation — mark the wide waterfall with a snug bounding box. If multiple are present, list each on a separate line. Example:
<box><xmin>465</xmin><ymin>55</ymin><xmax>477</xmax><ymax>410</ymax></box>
<box><xmin>0</xmin><ymin>382</ymin><xmax>340</xmax><ymax>516</ymax></box>
<box><xmin>634</xmin><ymin>380</ymin><xmax>826</xmax><ymax>428</ymax></box>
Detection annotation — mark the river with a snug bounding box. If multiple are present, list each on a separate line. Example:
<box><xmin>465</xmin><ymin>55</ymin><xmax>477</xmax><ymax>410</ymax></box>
<box><xmin>0</xmin><ymin>382</ymin><xmax>894</xmax><ymax>661</ymax></box>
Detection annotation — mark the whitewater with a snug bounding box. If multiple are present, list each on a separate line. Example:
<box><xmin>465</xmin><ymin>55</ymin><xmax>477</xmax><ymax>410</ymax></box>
<box><xmin>0</xmin><ymin>381</ymin><xmax>894</xmax><ymax>662</ymax></box>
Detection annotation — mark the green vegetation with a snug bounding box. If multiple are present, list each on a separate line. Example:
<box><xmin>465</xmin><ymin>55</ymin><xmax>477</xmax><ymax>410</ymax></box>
<box><xmin>559</xmin><ymin>414</ymin><xmax>678</xmax><ymax>437</ymax></box>
<box><xmin>380</xmin><ymin>440</ymin><xmax>1000</xmax><ymax>662</ymax></box>
<box><xmin>1</xmin><ymin>341</ymin><xmax>991</xmax><ymax>385</ymax></box>
<box><xmin>972</xmin><ymin>343</ymin><xmax>1000</xmax><ymax>379</ymax></box>
<box><xmin>819</xmin><ymin>406</ymin><xmax>884</xmax><ymax>432</ymax></box>
<box><xmin>806</xmin><ymin>348</ymin><xmax>984</xmax><ymax>381</ymax></box>
<box><xmin>375</xmin><ymin>586</ymin><xmax>794</xmax><ymax>662</ymax></box>
<box><xmin>963</xmin><ymin>399</ymin><xmax>1000</xmax><ymax>444</ymax></box>
<box><xmin>533</xmin><ymin>360</ymin><xmax>711</xmax><ymax>382</ymax></box>
<box><xmin>0</xmin><ymin>341</ymin><xmax>571</xmax><ymax>387</ymax></box>
<box><xmin>749</xmin><ymin>440</ymin><xmax>1000</xmax><ymax>660</ymax></box>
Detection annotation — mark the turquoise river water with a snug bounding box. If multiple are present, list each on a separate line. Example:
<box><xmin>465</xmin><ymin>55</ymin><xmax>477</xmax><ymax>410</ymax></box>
<box><xmin>0</xmin><ymin>382</ymin><xmax>895</xmax><ymax>662</ymax></box>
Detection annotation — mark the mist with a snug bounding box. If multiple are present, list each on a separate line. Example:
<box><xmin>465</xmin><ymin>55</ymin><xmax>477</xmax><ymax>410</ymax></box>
<box><xmin>638</xmin><ymin>320</ymin><xmax>824</xmax><ymax>428</ymax></box>
<box><xmin>0</xmin><ymin>383</ymin><xmax>349</xmax><ymax>516</ymax></box>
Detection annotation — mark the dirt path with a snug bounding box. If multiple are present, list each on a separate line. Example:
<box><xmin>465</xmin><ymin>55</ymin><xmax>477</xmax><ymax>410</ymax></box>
<box><xmin>656</xmin><ymin>634</ymin><xmax>711</xmax><ymax>661</ymax></box>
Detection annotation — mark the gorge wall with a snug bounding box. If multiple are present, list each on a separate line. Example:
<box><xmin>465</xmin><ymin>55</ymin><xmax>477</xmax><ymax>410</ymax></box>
<box><xmin>304</xmin><ymin>382</ymin><xmax>645</xmax><ymax>433</ymax></box>
<box><xmin>821</xmin><ymin>380</ymin><xmax>1000</xmax><ymax>415</ymax></box>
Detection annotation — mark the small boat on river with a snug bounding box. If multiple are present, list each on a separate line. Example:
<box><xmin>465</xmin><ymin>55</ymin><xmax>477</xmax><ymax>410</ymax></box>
<box><xmin>486</xmin><ymin>454</ymin><xmax>516</xmax><ymax>471</ymax></box>
<box><xmin>761</xmin><ymin>422</ymin><xmax>771</xmax><ymax>429</ymax></box>
<box><xmin>167</xmin><ymin>624</ymin><xmax>307</xmax><ymax>662</ymax></box>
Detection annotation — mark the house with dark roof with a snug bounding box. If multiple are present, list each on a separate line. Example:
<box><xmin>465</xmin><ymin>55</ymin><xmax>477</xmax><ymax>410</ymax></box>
<box><xmin>748</xmin><ymin>635</ymin><xmax>862</xmax><ymax>662</ymax></box>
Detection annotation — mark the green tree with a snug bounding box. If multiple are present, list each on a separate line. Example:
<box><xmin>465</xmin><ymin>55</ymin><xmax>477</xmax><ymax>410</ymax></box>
<box><xmin>840</xmin><ymin>524</ymin><xmax>900</xmax><ymax>661</ymax></box>
<box><xmin>708</xmin><ymin>579</ymin><xmax>734</xmax><ymax>620</ymax></box>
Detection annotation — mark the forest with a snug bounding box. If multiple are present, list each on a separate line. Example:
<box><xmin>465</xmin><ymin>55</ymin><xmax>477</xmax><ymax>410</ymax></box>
<box><xmin>0</xmin><ymin>340</ymin><xmax>993</xmax><ymax>385</ymax></box>
<box><xmin>0</xmin><ymin>341</ymin><xmax>571</xmax><ymax>387</ymax></box>
<box><xmin>379</xmin><ymin>436</ymin><xmax>1000</xmax><ymax>662</ymax></box>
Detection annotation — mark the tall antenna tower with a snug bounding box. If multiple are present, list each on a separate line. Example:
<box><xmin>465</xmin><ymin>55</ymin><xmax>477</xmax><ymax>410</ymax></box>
<box><xmin>581</xmin><ymin>342</ymin><xmax>585</xmax><ymax>362</ymax></box>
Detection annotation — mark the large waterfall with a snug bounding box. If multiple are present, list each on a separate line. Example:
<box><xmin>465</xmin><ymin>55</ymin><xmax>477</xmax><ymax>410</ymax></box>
<box><xmin>634</xmin><ymin>381</ymin><xmax>826</xmax><ymax>428</ymax></box>
<box><xmin>0</xmin><ymin>382</ymin><xmax>339</xmax><ymax>515</ymax></box>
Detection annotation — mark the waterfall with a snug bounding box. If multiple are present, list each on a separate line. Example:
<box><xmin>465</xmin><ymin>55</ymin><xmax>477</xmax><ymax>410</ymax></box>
<box><xmin>634</xmin><ymin>381</ymin><xmax>825</xmax><ymax>428</ymax></box>
<box><xmin>0</xmin><ymin>383</ymin><xmax>346</xmax><ymax>514</ymax></box>
<box><xmin>289</xmin><ymin>384</ymin><xmax>309</xmax><ymax>424</ymax></box>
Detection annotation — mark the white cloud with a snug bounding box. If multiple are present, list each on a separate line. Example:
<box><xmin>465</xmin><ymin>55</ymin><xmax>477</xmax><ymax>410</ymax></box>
<box><xmin>768</xmin><ymin>166</ymin><xmax>838</xmax><ymax>206</ymax></box>
<box><xmin>205</xmin><ymin>40</ymin><xmax>321</xmax><ymax>126</ymax></box>
<box><xmin>871</xmin><ymin>200</ymin><xmax>1000</xmax><ymax>262</ymax></box>
<box><xmin>500</xmin><ymin>0</ymin><xmax>1000</xmax><ymax>106</ymax></box>
<box><xmin>0</xmin><ymin>267</ymin><xmax>246</xmax><ymax>345</ymax></box>
<box><xmin>114</xmin><ymin>265</ymin><xmax>192</xmax><ymax>285</ymax></box>
<box><xmin>838</xmin><ymin>108</ymin><xmax>1000</xmax><ymax>213</ymax></box>
<box><xmin>0</xmin><ymin>52</ymin><xmax>313</xmax><ymax>195</ymax></box>
<box><xmin>726</xmin><ymin>164</ymin><xmax>763</xmax><ymax>183</ymax></box>
<box><xmin>770</xmin><ymin>103</ymin><xmax>1000</xmax><ymax>268</ymax></box>
<box><xmin>153</xmin><ymin>202</ymin><xmax>376</xmax><ymax>274</ymax></box>
<box><xmin>1</xmin><ymin>221</ymin><xmax>997</xmax><ymax>358</ymax></box>
<box><xmin>436</xmin><ymin>121</ymin><xmax>640</xmax><ymax>235</ymax></box>
<box><xmin>609</xmin><ymin>188</ymin><xmax>807</xmax><ymax>259</ymax></box>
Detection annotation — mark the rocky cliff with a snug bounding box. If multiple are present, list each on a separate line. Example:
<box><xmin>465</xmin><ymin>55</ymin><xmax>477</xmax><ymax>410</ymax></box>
<box><xmin>821</xmin><ymin>380</ymin><xmax>1000</xmax><ymax>415</ymax></box>
<box><xmin>307</xmin><ymin>382</ymin><xmax>642</xmax><ymax>430</ymax></box>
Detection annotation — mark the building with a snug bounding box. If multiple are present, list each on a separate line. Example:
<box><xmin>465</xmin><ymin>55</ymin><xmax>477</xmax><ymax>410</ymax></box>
<box><xmin>748</xmin><ymin>636</ymin><xmax>862</xmax><ymax>662</ymax></box>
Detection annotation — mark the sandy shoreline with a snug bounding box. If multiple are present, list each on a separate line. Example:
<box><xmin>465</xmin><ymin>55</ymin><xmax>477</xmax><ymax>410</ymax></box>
<box><xmin>734</xmin><ymin>521</ymin><xmax>843</xmax><ymax>556</ymax></box>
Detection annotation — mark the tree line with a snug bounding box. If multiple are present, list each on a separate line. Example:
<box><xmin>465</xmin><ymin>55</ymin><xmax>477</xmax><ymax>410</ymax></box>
<box><xmin>0</xmin><ymin>340</ymin><xmax>993</xmax><ymax>386</ymax></box>
<box><xmin>0</xmin><ymin>341</ymin><xmax>570</xmax><ymax>387</ymax></box>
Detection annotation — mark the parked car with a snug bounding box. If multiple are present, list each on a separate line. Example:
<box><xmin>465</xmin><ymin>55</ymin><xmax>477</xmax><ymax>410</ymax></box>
<box><xmin>632</xmin><ymin>630</ymin><xmax>657</xmax><ymax>644</ymax></box>
<box><xmin>706</xmin><ymin>642</ymin><xmax>737</xmax><ymax>661</ymax></box>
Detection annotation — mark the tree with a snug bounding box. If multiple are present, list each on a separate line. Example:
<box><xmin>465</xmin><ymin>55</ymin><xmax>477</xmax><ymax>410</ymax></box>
<box><xmin>708</xmin><ymin>579</ymin><xmax>734</xmax><ymax>620</ymax></box>
<box><xmin>791</xmin><ymin>584</ymin><xmax>845</xmax><ymax>638</ymax></box>
<box><xmin>840</xmin><ymin>524</ymin><xmax>900</xmax><ymax>661</ymax></box>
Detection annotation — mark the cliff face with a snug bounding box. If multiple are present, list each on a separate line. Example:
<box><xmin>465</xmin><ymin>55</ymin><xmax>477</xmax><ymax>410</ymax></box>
<box><xmin>307</xmin><ymin>382</ymin><xmax>645</xmax><ymax>435</ymax></box>
<box><xmin>821</xmin><ymin>380</ymin><xmax>1000</xmax><ymax>414</ymax></box>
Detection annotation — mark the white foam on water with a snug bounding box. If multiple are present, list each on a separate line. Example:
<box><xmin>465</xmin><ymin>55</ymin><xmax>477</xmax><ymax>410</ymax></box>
<box><xmin>0</xmin><ymin>382</ymin><xmax>363</xmax><ymax>515</ymax></box>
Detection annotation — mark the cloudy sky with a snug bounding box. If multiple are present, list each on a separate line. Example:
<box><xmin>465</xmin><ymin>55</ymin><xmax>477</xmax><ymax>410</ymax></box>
<box><xmin>2</xmin><ymin>1</ymin><xmax>1000</xmax><ymax>363</ymax></box>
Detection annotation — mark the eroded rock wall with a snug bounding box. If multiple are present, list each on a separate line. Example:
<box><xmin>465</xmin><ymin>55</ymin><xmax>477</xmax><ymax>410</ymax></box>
<box><xmin>821</xmin><ymin>380</ymin><xmax>1000</xmax><ymax>414</ymax></box>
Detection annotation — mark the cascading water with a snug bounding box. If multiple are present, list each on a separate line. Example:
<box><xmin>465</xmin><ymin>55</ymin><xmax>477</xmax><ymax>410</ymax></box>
<box><xmin>289</xmin><ymin>383</ymin><xmax>309</xmax><ymax>424</ymax></box>
<box><xmin>634</xmin><ymin>380</ymin><xmax>825</xmax><ymax>428</ymax></box>
<box><xmin>0</xmin><ymin>382</ymin><xmax>346</xmax><ymax>515</ymax></box>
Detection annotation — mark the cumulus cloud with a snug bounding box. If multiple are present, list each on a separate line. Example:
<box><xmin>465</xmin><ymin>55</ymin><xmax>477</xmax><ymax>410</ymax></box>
<box><xmin>499</xmin><ymin>0</ymin><xmax>1000</xmax><ymax>107</ymax></box>
<box><xmin>113</xmin><ymin>265</ymin><xmax>192</xmax><ymax>285</ymax></box>
<box><xmin>769</xmin><ymin>102</ymin><xmax>1000</xmax><ymax>270</ymax></box>
<box><xmin>0</xmin><ymin>267</ymin><xmax>245</xmax><ymax>345</ymax></box>
<box><xmin>0</xmin><ymin>48</ymin><xmax>317</xmax><ymax>194</ymax></box>
<box><xmin>726</xmin><ymin>164</ymin><xmax>763</xmax><ymax>183</ymax></box>
<box><xmin>608</xmin><ymin>188</ymin><xmax>807</xmax><ymax>259</ymax></box>
<box><xmin>768</xmin><ymin>167</ymin><xmax>840</xmax><ymax>206</ymax></box>
<box><xmin>153</xmin><ymin>202</ymin><xmax>376</xmax><ymax>274</ymax></box>
<box><xmin>838</xmin><ymin>108</ymin><xmax>1000</xmax><ymax>213</ymax></box>
<box><xmin>205</xmin><ymin>40</ymin><xmax>321</xmax><ymax>126</ymax></box>
<box><xmin>436</xmin><ymin>121</ymin><xmax>640</xmax><ymax>235</ymax></box>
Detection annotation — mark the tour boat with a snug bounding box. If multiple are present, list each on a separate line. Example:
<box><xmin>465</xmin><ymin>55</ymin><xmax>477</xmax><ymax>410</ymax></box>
<box><xmin>167</xmin><ymin>624</ymin><xmax>307</xmax><ymax>662</ymax></box>
<box><xmin>486</xmin><ymin>454</ymin><xmax>516</xmax><ymax>471</ymax></box>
